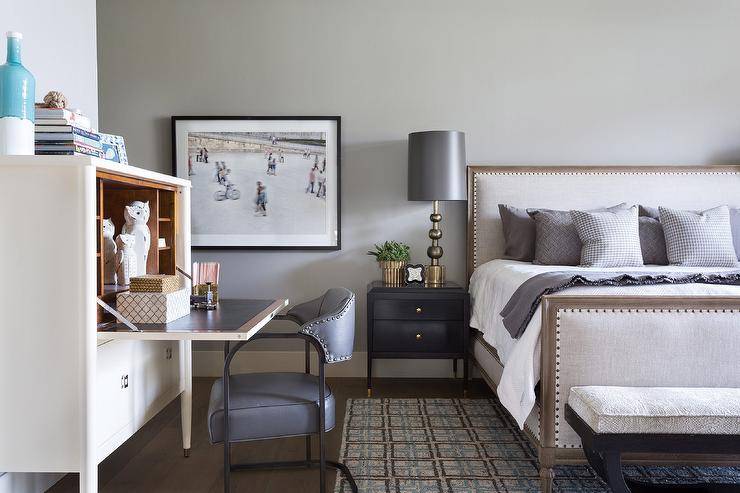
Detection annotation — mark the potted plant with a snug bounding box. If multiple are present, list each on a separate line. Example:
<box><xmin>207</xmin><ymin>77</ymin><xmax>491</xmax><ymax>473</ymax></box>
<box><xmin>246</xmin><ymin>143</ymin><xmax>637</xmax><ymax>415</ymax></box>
<box><xmin>367</xmin><ymin>241</ymin><xmax>411</xmax><ymax>285</ymax></box>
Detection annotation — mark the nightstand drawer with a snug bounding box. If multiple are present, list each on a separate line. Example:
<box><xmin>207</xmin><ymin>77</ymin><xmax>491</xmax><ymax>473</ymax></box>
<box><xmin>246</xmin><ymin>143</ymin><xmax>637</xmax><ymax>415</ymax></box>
<box><xmin>374</xmin><ymin>299</ymin><xmax>463</xmax><ymax>321</ymax></box>
<box><xmin>372</xmin><ymin>321</ymin><xmax>462</xmax><ymax>353</ymax></box>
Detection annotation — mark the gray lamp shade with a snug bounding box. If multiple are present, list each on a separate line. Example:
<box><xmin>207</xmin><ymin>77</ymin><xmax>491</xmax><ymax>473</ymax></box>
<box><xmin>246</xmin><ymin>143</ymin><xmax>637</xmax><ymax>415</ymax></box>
<box><xmin>407</xmin><ymin>130</ymin><xmax>467</xmax><ymax>201</ymax></box>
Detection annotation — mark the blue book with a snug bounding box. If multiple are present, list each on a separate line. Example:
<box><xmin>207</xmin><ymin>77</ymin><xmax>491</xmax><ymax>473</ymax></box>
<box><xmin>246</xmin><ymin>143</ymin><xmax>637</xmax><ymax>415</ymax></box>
<box><xmin>34</xmin><ymin>125</ymin><xmax>100</xmax><ymax>141</ymax></box>
<box><xmin>35</xmin><ymin>149</ymin><xmax>104</xmax><ymax>158</ymax></box>
<box><xmin>35</xmin><ymin>133</ymin><xmax>101</xmax><ymax>148</ymax></box>
<box><xmin>35</xmin><ymin>142</ymin><xmax>104</xmax><ymax>158</ymax></box>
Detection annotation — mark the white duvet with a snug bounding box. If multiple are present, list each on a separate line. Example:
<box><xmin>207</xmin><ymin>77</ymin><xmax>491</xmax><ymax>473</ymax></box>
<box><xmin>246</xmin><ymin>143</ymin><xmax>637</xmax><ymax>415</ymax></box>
<box><xmin>469</xmin><ymin>259</ymin><xmax>740</xmax><ymax>428</ymax></box>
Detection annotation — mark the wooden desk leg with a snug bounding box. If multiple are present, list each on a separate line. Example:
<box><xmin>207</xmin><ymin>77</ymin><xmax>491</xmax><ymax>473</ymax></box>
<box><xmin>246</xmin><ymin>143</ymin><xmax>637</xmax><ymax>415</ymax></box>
<box><xmin>180</xmin><ymin>339</ymin><xmax>193</xmax><ymax>457</ymax></box>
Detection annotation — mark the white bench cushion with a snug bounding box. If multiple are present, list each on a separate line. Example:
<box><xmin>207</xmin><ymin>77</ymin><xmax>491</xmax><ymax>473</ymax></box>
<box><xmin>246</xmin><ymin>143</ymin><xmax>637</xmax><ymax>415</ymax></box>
<box><xmin>568</xmin><ymin>386</ymin><xmax>740</xmax><ymax>435</ymax></box>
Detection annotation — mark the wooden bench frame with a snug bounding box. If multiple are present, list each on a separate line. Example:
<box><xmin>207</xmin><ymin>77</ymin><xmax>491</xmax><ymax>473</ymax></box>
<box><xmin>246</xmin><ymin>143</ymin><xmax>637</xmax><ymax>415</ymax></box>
<box><xmin>565</xmin><ymin>404</ymin><xmax>740</xmax><ymax>492</ymax></box>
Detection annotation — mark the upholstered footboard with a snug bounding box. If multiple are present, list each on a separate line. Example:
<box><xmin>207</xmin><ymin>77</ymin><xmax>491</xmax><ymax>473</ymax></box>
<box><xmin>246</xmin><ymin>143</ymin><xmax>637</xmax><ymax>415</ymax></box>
<box><xmin>537</xmin><ymin>295</ymin><xmax>740</xmax><ymax>493</ymax></box>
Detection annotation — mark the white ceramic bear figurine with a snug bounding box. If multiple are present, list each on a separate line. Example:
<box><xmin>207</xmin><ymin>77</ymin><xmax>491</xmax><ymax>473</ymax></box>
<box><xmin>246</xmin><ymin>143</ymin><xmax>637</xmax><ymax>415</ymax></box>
<box><xmin>115</xmin><ymin>234</ymin><xmax>137</xmax><ymax>286</ymax></box>
<box><xmin>122</xmin><ymin>201</ymin><xmax>150</xmax><ymax>276</ymax></box>
<box><xmin>102</xmin><ymin>218</ymin><xmax>117</xmax><ymax>284</ymax></box>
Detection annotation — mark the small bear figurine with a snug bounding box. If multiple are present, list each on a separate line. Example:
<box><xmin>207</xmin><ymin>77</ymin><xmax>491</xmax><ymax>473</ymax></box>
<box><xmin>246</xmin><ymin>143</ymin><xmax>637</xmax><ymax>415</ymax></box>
<box><xmin>115</xmin><ymin>233</ymin><xmax>137</xmax><ymax>286</ymax></box>
<box><xmin>122</xmin><ymin>201</ymin><xmax>150</xmax><ymax>276</ymax></box>
<box><xmin>102</xmin><ymin>218</ymin><xmax>117</xmax><ymax>284</ymax></box>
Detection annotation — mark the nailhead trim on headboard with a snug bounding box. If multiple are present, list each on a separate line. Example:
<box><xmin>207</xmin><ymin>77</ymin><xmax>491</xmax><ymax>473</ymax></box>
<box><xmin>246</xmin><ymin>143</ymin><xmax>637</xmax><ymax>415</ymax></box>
<box><xmin>469</xmin><ymin>168</ymin><xmax>740</xmax><ymax>272</ymax></box>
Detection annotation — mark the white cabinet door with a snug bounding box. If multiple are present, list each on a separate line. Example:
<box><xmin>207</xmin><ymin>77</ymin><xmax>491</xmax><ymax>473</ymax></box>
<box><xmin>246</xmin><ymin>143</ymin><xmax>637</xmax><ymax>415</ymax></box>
<box><xmin>96</xmin><ymin>340</ymin><xmax>135</xmax><ymax>460</ymax></box>
<box><xmin>132</xmin><ymin>341</ymin><xmax>179</xmax><ymax>428</ymax></box>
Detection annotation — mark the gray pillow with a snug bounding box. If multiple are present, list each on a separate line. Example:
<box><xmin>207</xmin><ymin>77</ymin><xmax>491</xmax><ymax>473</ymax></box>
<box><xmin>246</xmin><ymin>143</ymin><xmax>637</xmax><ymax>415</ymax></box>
<box><xmin>659</xmin><ymin>206</ymin><xmax>738</xmax><ymax>267</ymax></box>
<box><xmin>641</xmin><ymin>204</ymin><xmax>740</xmax><ymax>261</ymax></box>
<box><xmin>571</xmin><ymin>206</ymin><xmax>643</xmax><ymax>267</ymax></box>
<box><xmin>639</xmin><ymin>216</ymin><xmax>668</xmax><ymax>265</ymax></box>
<box><xmin>528</xmin><ymin>203</ymin><xmax>627</xmax><ymax>266</ymax></box>
<box><xmin>638</xmin><ymin>205</ymin><xmax>661</xmax><ymax>219</ymax></box>
<box><xmin>498</xmin><ymin>204</ymin><xmax>535</xmax><ymax>261</ymax></box>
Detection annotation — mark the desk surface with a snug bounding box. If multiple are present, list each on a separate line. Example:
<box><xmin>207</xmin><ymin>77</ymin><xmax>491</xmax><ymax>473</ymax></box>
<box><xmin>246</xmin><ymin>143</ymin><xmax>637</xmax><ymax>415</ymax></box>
<box><xmin>97</xmin><ymin>298</ymin><xmax>288</xmax><ymax>341</ymax></box>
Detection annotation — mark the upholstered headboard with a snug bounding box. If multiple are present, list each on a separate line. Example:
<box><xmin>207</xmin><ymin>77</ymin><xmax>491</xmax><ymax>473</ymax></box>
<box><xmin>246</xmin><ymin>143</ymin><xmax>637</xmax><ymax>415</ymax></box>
<box><xmin>467</xmin><ymin>165</ymin><xmax>740</xmax><ymax>278</ymax></box>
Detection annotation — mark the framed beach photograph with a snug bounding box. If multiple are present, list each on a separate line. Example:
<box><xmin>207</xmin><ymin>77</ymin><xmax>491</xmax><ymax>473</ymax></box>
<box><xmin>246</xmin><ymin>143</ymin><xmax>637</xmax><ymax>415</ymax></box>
<box><xmin>172</xmin><ymin>116</ymin><xmax>341</xmax><ymax>250</ymax></box>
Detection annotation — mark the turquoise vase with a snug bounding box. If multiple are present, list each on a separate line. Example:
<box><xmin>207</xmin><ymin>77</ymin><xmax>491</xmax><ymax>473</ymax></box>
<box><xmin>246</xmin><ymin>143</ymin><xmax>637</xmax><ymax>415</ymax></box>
<box><xmin>0</xmin><ymin>31</ymin><xmax>35</xmax><ymax>155</ymax></box>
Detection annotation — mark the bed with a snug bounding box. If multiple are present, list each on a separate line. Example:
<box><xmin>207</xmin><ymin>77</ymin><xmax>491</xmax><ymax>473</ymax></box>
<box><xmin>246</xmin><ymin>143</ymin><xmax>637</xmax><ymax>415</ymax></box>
<box><xmin>466</xmin><ymin>166</ymin><xmax>740</xmax><ymax>492</ymax></box>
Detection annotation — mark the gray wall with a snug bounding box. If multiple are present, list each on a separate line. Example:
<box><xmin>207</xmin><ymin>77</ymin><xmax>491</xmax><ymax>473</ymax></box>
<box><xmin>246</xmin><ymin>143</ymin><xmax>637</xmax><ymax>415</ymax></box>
<box><xmin>97</xmin><ymin>0</ymin><xmax>740</xmax><ymax>359</ymax></box>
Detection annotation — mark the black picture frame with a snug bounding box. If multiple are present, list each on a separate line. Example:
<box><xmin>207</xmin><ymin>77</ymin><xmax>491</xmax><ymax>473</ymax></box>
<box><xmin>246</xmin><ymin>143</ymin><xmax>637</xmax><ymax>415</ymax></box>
<box><xmin>172</xmin><ymin>116</ymin><xmax>341</xmax><ymax>250</ymax></box>
<box><xmin>404</xmin><ymin>264</ymin><xmax>425</xmax><ymax>284</ymax></box>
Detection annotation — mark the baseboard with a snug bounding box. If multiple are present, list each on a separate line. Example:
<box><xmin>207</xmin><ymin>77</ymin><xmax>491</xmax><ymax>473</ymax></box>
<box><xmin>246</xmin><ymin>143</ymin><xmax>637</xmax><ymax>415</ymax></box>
<box><xmin>0</xmin><ymin>472</ymin><xmax>64</xmax><ymax>493</ymax></box>
<box><xmin>193</xmin><ymin>350</ymin><xmax>465</xmax><ymax>378</ymax></box>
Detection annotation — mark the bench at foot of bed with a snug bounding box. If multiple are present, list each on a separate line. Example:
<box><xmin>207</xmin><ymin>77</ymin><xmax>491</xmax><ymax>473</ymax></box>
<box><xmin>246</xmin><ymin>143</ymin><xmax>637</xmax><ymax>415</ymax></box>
<box><xmin>565</xmin><ymin>386</ymin><xmax>740</xmax><ymax>493</ymax></box>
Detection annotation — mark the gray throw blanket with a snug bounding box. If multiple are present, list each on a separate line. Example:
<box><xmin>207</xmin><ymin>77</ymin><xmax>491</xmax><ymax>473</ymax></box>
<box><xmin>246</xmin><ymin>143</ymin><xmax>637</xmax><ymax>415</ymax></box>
<box><xmin>500</xmin><ymin>270</ymin><xmax>740</xmax><ymax>339</ymax></box>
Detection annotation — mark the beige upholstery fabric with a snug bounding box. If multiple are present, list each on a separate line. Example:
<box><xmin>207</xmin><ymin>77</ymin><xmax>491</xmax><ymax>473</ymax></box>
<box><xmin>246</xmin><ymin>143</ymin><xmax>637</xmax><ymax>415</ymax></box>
<box><xmin>555</xmin><ymin>309</ymin><xmax>740</xmax><ymax>447</ymax></box>
<box><xmin>471</xmin><ymin>169</ymin><xmax>740</xmax><ymax>270</ymax></box>
<box><xmin>569</xmin><ymin>386</ymin><xmax>740</xmax><ymax>435</ymax></box>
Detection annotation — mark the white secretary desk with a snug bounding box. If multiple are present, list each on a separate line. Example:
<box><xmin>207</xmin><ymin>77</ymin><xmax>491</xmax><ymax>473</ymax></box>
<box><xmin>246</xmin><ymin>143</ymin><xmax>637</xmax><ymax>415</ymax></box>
<box><xmin>0</xmin><ymin>156</ymin><xmax>192</xmax><ymax>492</ymax></box>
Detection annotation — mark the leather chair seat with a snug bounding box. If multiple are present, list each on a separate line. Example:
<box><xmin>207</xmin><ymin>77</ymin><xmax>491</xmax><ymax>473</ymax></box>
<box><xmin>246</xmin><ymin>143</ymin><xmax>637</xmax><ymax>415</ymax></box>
<box><xmin>208</xmin><ymin>372</ymin><xmax>335</xmax><ymax>444</ymax></box>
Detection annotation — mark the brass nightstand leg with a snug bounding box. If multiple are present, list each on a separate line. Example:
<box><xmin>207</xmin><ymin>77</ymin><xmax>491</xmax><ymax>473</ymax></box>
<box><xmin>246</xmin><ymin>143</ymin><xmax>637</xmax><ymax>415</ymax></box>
<box><xmin>367</xmin><ymin>388</ymin><xmax>372</xmax><ymax>397</ymax></box>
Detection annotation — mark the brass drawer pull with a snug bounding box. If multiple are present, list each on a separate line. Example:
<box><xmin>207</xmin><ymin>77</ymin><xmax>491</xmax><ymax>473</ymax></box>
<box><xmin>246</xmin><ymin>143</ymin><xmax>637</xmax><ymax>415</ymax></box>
<box><xmin>415</xmin><ymin>307</ymin><xmax>422</xmax><ymax>313</ymax></box>
<box><xmin>416</xmin><ymin>333</ymin><xmax>422</xmax><ymax>340</ymax></box>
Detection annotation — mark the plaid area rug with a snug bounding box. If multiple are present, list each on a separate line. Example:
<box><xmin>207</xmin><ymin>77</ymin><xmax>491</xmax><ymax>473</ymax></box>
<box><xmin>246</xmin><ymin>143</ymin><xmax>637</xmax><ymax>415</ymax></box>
<box><xmin>334</xmin><ymin>398</ymin><xmax>740</xmax><ymax>493</ymax></box>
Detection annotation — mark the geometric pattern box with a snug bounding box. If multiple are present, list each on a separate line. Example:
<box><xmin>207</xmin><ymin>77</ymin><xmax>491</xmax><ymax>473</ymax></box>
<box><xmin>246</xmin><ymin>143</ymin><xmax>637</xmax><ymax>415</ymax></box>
<box><xmin>116</xmin><ymin>288</ymin><xmax>190</xmax><ymax>323</ymax></box>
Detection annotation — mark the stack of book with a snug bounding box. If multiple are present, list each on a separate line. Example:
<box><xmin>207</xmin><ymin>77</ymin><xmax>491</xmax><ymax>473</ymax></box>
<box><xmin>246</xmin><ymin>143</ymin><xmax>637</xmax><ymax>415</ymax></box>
<box><xmin>35</xmin><ymin>108</ymin><xmax>103</xmax><ymax>158</ymax></box>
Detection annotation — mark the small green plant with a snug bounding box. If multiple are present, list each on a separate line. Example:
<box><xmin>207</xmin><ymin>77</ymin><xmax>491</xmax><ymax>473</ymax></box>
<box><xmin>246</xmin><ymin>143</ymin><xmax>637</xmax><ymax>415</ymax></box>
<box><xmin>367</xmin><ymin>241</ymin><xmax>411</xmax><ymax>262</ymax></box>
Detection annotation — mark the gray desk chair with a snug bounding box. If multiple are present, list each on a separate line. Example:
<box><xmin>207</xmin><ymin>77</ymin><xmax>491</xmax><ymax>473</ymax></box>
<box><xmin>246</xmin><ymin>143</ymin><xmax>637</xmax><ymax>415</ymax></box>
<box><xmin>208</xmin><ymin>288</ymin><xmax>358</xmax><ymax>493</ymax></box>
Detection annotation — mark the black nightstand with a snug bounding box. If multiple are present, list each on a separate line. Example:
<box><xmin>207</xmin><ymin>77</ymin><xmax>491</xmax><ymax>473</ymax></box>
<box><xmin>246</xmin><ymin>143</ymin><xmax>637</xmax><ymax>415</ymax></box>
<box><xmin>366</xmin><ymin>281</ymin><xmax>470</xmax><ymax>396</ymax></box>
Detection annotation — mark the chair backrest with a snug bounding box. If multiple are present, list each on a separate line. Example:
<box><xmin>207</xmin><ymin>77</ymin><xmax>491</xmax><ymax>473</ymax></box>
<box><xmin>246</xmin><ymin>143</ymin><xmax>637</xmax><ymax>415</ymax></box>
<box><xmin>301</xmin><ymin>287</ymin><xmax>355</xmax><ymax>364</ymax></box>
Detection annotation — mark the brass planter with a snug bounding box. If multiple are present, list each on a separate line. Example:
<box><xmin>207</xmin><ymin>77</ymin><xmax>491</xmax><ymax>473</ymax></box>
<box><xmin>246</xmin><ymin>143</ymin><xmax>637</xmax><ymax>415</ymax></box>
<box><xmin>378</xmin><ymin>260</ymin><xmax>405</xmax><ymax>285</ymax></box>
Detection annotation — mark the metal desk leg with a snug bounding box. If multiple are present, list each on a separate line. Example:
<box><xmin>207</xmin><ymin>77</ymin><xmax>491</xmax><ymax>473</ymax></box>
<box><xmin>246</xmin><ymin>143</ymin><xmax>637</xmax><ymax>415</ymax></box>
<box><xmin>180</xmin><ymin>339</ymin><xmax>193</xmax><ymax>457</ymax></box>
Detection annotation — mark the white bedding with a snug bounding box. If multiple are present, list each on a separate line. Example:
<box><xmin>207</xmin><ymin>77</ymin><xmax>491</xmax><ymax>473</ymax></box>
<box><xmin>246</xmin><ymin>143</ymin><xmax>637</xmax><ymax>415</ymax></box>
<box><xmin>469</xmin><ymin>259</ymin><xmax>740</xmax><ymax>428</ymax></box>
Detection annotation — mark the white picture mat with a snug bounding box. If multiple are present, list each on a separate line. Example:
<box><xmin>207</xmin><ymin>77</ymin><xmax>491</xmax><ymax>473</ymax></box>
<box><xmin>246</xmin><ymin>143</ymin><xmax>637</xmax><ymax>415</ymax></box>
<box><xmin>174</xmin><ymin>119</ymin><xmax>339</xmax><ymax>247</ymax></box>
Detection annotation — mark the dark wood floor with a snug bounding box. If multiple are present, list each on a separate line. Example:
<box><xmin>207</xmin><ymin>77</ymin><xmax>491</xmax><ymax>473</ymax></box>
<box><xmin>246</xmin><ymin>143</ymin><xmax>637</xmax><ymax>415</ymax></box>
<box><xmin>50</xmin><ymin>377</ymin><xmax>493</xmax><ymax>492</ymax></box>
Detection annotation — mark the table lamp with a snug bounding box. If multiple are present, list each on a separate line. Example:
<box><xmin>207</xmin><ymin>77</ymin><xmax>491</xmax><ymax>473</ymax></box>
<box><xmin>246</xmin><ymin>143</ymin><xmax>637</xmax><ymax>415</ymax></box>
<box><xmin>407</xmin><ymin>130</ymin><xmax>467</xmax><ymax>285</ymax></box>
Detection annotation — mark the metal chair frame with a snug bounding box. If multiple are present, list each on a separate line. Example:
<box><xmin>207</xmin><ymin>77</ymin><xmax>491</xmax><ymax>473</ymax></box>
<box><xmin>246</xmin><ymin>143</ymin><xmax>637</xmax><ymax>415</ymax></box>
<box><xmin>221</xmin><ymin>319</ymin><xmax>358</xmax><ymax>493</ymax></box>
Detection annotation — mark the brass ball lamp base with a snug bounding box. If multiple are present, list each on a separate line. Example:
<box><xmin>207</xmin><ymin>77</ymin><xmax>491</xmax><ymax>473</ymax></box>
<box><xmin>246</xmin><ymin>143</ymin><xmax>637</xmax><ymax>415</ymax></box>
<box><xmin>425</xmin><ymin>264</ymin><xmax>445</xmax><ymax>286</ymax></box>
<box><xmin>425</xmin><ymin>200</ymin><xmax>446</xmax><ymax>285</ymax></box>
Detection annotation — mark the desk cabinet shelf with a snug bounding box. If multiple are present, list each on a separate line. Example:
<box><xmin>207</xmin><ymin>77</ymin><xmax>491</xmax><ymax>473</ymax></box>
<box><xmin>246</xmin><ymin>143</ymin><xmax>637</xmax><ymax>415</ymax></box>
<box><xmin>95</xmin><ymin>173</ymin><xmax>180</xmax><ymax>317</ymax></box>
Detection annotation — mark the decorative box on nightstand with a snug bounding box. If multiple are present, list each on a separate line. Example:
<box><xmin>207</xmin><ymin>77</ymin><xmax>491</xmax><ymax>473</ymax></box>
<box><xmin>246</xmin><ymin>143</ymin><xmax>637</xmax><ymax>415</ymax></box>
<box><xmin>366</xmin><ymin>281</ymin><xmax>470</xmax><ymax>396</ymax></box>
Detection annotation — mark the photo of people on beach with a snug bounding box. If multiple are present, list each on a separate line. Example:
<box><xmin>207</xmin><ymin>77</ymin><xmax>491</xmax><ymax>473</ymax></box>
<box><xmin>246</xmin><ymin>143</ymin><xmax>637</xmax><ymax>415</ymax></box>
<box><xmin>174</xmin><ymin>117</ymin><xmax>340</xmax><ymax>249</ymax></box>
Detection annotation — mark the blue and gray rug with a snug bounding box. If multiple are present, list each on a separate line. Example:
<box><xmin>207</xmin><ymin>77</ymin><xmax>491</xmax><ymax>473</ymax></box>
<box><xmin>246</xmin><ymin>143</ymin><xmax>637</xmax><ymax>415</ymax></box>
<box><xmin>334</xmin><ymin>398</ymin><xmax>740</xmax><ymax>492</ymax></box>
